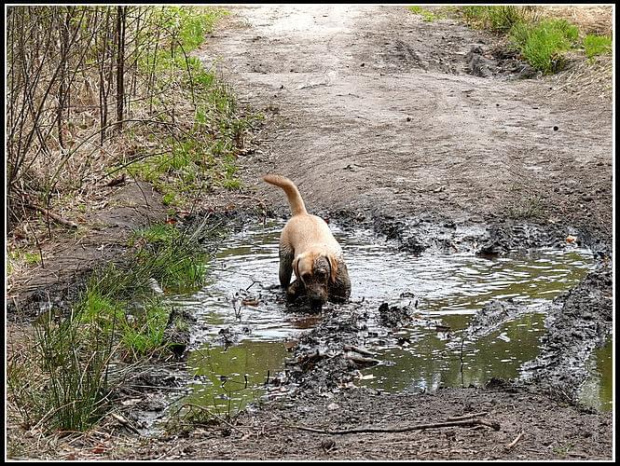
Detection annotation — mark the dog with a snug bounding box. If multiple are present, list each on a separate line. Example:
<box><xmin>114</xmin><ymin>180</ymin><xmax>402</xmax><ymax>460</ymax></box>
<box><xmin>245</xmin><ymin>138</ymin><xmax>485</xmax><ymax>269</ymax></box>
<box><xmin>263</xmin><ymin>174</ymin><xmax>351</xmax><ymax>309</ymax></box>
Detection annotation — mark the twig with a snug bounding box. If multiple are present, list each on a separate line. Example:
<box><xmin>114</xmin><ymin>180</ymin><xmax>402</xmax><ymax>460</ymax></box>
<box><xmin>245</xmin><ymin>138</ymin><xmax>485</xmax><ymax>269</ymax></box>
<box><xmin>343</xmin><ymin>345</ymin><xmax>375</xmax><ymax>357</ymax></box>
<box><xmin>505</xmin><ymin>430</ymin><xmax>525</xmax><ymax>450</ymax></box>
<box><xmin>344</xmin><ymin>355</ymin><xmax>381</xmax><ymax>366</ymax></box>
<box><xmin>182</xmin><ymin>403</ymin><xmax>245</xmax><ymax>434</ymax></box>
<box><xmin>110</xmin><ymin>412</ymin><xmax>141</xmax><ymax>436</ymax></box>
<box><xmin>446</xmin><ymin>411</ymin><xmax>489</xmax><ymax>421</ymax></box>
<box><xmin>25</xmin><ymin>203</ymin><xmax>79</xmax><ymax>229</ymax></box>
<box><xmin>290</xmin><ymin>417</ymin><xmax>500</xmax><ymax>435</ymax></box>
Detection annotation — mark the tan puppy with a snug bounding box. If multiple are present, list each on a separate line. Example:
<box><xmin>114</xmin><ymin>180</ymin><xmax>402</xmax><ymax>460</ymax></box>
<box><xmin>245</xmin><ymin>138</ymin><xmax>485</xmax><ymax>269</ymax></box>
<box><xmin>263</xmin><ymin>174</ymin><xmax>351</xmax><ymax>309</ymax></box>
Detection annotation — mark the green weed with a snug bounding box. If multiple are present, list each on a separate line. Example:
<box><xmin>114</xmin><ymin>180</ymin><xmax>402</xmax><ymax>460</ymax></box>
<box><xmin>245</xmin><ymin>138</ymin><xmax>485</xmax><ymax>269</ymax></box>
<box><xmin>583</xmin><ymin>34</ymin><xmax>612</xmax><ymax>60</ymax></box>
<box><xmin>31</xmin><ymin>309</ymin><xmax>117</xmax><ymax>431</ymax></box>
<box><xmin>162</xmin><ymin>192</ymin><xmax>177</xmax><ymax>206</ymax></box>
<box><xmin>408</xmin><ymin>6</ymin><xmax>440</xmax><ymax>22</ymax></box>
<box><xmin>121</xmin><ymin>299</ymin><xmax>170</xmax><ymax>357</ymax></box>
<box><xmin>510</xmin><ymin>19</ymin><xmax>579</xmax><ymax>73</ymax></box>
<box><xmin>130</xmin><ymin>223</ymin><xmax>210</xmax><ymax>294</ymax></box>
<box><xmin>461</xmin><ymin>5</ymin><xmax>529</xmax><ymax>32</ymax></box>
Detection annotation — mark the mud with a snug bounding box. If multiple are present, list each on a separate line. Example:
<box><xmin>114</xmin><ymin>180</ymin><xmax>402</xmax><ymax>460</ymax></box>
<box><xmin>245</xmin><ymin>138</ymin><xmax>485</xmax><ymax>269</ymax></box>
<box><xmin>521</xmin><ymin>263</ymin><xmax>613</xmax><ymax>402</ymax></box>
<box><xmin>6</xmin><ymin>4</ymin><xmax>613</xmax><ymax>461</ymax></box>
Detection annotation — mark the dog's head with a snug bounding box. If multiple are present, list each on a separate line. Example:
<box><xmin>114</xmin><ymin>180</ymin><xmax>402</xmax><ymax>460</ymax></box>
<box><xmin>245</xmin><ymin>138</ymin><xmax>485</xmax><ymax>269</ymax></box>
<box><xmin>293</xmin><ymin>250</ymin><xmax>339</xmax><ymax>309</ymax></box>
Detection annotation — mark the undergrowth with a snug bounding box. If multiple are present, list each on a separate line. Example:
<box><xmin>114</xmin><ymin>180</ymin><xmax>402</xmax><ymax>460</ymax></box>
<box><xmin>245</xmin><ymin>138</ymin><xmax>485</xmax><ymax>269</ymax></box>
<box><xmin>7</xmin><ymin>220</ymin><xmax>211</xmax><ymax>434</ymax></box>
<box><xmin>114</xmin><ymin>7</ymin><xmax>259</xmax><ymax>206</ymax></box>
<box><xmin>7</xmin><ymin>5</ymin><xmax>260</xmax><ymax>247</ymax></box>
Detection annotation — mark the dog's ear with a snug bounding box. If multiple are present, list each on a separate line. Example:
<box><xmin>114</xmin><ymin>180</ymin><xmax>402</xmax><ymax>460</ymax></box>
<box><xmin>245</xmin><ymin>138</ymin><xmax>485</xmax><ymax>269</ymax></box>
<box><xmin>327</xmin><ymin>255</ymin><xmax>339</xmax><ymax>284</ymax></box>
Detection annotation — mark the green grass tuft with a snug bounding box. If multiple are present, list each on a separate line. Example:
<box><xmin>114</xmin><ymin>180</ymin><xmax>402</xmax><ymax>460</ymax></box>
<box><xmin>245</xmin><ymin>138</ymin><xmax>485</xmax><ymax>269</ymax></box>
<box><xmin>583</xmin><ymin>34</ymin><xmax>612</xmax><ymax>60</ymax></box>
<box><xmin>509</xmin><ymin>19</ymin><xmax>579</xmax><ymax>74</ymax></box>
<box><xmin>461</xmin><ymin>5</ymin><xmax>529</xmax><ymax>32</ymax></box>
<box><xmin>408</xmin><ymin>6</ymin><xmax>440</xmax><ymax>22</ymax></box>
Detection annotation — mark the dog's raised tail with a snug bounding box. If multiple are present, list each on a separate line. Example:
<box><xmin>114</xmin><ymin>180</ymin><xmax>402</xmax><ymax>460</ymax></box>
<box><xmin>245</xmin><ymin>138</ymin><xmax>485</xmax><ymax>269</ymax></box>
<box><xmin>263</xmin><ymin>174</ymin><xmax>307</xmax><ymax>216</ymax></box>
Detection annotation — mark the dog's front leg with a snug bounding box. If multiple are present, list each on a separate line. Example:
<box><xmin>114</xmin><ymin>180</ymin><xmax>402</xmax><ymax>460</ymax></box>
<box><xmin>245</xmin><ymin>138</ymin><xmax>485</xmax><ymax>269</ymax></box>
<box><xmin>286</xmin><ymin>279</ymin><xmax>304</xmax><ymax>302</ymax></box>
<box><xmin>279</xmin><ymin>246</ymin><xmax>294</xmax><ymax>289</ymax></box>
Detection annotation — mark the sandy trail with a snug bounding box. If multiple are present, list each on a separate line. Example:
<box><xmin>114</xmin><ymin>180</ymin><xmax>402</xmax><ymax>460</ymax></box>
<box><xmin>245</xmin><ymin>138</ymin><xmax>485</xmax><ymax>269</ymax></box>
<box><xmin>201</xmin><ymin>5</ymin><xmax>612</xmax><ymax>229</ymax></box>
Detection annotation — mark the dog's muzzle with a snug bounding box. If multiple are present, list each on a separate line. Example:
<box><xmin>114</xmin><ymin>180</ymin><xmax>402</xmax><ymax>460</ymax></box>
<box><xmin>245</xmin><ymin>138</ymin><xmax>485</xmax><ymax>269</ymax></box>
<box><xmin>309</xmin><ymin>297</ymin><xmax>324</xmax><ymax>311</ymax></box>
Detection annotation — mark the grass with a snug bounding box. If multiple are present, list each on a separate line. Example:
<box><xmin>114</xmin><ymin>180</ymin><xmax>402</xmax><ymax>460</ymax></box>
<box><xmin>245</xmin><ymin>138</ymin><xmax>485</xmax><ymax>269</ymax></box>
<box><xmin>6</xmin><ymin>249</ymin><xmax>42</xmax><ymax>280</ymax></box>
<box><xmin>408</xmin><ymin>6</ymin><xmax>441</xmax><ymax>22</ymax></box>
<box><xmin>461</xmin><ymin>5</ymin><xmax>533</xmax><ymax>32</ymax></box>
<box><xmin>510</xmin><ymin>19</ymin><xmax>579</xmax><ymax>73</ymax></box>
<box><xmin>583</xmin><ymin>34</ymin><xmax>612</xmax><ymax>60</ymax></box>
<box><xmin>5</xmin><ymin>4</ymin><xmax>251</xmax><ymax>447</ymax></box>
<box><xmin>129</xmin><ymin>223</ymin><xmax>209</xmax><ymax>293</ymax></box>
<box><xmin>7</xmin><ymin>220</ymin><xmax>212</xmax><ymax>434</ymax></box>
<box><xmin>508</xmin><ymin>195</ymin><xmax>545</xmax><ymax>220</ymax></box>
<box><xmin>35</xmin><ymin>309</ymin><xmax>116</xmax><ymax>431</ymax></box>
<box><xmin>7</xmin><ymin>5</ymin><xmax>255</xmax><ymax>243</ymax></box>
<box><xmin>116</xmin><ymin>6</ymin><xmax>254</xmax><ymax>207</ymax></box>
<box><xmin>120</xmin><ymin>299</ymin><xmax>170</xmax><ymax>357</ymax></box>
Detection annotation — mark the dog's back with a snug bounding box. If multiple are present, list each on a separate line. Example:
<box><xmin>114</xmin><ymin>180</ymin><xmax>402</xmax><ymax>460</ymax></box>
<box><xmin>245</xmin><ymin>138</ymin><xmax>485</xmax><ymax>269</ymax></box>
<box><xmin>263</xmin><ymin>174</ymin><xmax>340</xmax><ymax>251</ymax></box>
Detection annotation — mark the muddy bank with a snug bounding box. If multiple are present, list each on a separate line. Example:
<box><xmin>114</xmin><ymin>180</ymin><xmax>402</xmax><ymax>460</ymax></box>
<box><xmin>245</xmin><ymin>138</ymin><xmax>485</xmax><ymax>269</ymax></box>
<box><xmin>37</xmin><ymin>385</ymin><xmax>611</xmax><ymax>461</ymax></box>
<box><xmin>520</xmin><ymin>262</ymin><xmax>613</xmax><ymax>402</ymax></box>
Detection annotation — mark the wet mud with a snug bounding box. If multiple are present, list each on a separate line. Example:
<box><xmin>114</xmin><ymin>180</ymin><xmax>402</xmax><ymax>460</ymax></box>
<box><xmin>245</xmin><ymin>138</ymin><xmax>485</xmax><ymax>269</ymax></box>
<box><xmin>520</xmin><ymin>263</ymin><xmax>613</xmax><ymax>402</ymax></box>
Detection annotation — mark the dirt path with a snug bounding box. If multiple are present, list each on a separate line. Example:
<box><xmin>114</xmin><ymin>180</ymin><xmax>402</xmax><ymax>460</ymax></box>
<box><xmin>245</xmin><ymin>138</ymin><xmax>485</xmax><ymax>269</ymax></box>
<box><xmin>203</xmin><ymin>5</ymin><xmax>612</xmax><ymax>237</ymax></box>
<box><xmin>7</xmin><ymin>5</ymin><xmax>613</xmax><ymax>461</ymax></box>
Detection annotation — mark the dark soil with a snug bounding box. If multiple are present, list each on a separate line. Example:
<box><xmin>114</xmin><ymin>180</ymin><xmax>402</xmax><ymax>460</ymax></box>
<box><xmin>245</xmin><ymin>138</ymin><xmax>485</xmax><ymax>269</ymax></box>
<box><xmin>6</xmin><ymin>5</ymin><xmax>613</xmax><ymax>461</ymax></box>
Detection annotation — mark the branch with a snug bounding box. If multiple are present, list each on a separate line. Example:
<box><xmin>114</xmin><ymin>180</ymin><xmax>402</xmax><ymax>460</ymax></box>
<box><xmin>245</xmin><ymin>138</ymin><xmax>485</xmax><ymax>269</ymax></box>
<box><xmin>25</xmin><ymin>203</ymin><xmax>79</xmax><ymax>229</ymax></box>
<box><xmin>505</xmin><ymin>430</ymin><xmax>524</xmax><ymax>450</ymax></box>
<box><xmin>290</xmin><ymin>417</ymin><xmax>501</xmax><ymax>435</ymax></box>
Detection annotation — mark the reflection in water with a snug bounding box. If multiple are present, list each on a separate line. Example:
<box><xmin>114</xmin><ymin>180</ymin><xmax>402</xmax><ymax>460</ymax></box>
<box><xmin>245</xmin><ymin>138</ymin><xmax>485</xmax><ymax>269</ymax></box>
<box><xmin>184</xmin><ymin>341</ymin><xmax>288</xmax><ymax>414</ymax></box>
<box><xmin>362</xmin><ymin>313</ymin><xmax>546</xmax><ymax>393</ymax></box>
<box><xmin>173</xmin><ymin>221</ymin><xmax>608</xmax><ymax>411</ymax></box>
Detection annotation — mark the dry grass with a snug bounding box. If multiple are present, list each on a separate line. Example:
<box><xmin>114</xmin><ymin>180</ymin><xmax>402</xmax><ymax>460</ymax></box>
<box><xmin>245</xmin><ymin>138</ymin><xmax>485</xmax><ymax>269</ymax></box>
<box><xmin>545</xmin><ymin>54</ymin><xmax>613</xmax><ymax>100</ymax></box>
<box><xmin>536</xmin><ymin>5</ymin><xmax>613</xmax><ymax>37</ymax></box>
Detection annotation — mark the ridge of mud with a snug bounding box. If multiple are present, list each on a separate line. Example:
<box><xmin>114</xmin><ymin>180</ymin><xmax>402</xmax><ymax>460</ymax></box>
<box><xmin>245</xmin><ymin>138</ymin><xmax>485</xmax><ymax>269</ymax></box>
<box><xmin>519</xmin><ymin>262</ymin><xmax>613</xmax><ymax>402</ymax></box>
<box><xmin>278</xmin><ymin>299</ymin><xmax>417</xmax><ymax>394</ymax></box>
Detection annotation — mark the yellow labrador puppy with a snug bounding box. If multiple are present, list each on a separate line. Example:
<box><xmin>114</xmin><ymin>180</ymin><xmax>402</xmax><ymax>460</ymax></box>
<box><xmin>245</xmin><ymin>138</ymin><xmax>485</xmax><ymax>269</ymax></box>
<box><xmin>263</xmin><ymin>174</ymin><xmax>351</xmax><ymax>309</ymax></box>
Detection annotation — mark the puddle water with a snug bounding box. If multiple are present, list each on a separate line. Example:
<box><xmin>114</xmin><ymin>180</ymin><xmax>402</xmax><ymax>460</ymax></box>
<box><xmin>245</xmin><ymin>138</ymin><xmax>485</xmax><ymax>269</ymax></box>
<box><xmin>577</xmin><ymin>336</ymin><xmax>613</xmax><ymax>412</ymax></box>
<box><xmin>166</xmin><ymin>220</ymin><xmax>609</xmax><ymax>416</ymax></box>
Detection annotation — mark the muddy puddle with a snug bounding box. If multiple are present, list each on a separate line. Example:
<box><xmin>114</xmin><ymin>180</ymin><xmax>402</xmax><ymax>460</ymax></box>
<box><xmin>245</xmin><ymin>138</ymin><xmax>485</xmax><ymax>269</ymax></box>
<box><xmin>159</xmin><ymin>219</ymin><xmax>609</xmax><ymax>429</ymax></box>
